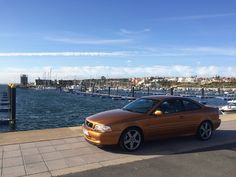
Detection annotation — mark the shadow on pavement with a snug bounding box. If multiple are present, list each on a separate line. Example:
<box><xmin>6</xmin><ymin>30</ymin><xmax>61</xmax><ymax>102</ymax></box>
<box><xmin>99</xmin><ymin>130</ymin><xmax>236</xmax><ymax>156</ymax></box>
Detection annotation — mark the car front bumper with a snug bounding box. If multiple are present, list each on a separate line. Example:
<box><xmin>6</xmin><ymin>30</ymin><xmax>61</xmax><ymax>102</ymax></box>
<box><xmin>82</xmin><ymin>125</ymin><xmax>121</xmax><ymax>145</ymax></box>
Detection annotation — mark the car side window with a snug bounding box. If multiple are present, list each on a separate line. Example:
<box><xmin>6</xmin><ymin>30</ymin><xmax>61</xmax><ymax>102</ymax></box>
<box><xmin>182</xmin><ymin>100</ymin><xmax>201</xmax><ymax>111</ymax></box>
<box><xmin>160</xmin><ymin>99</ymin><xmax>184</xmax><ymax>114</ymax></box>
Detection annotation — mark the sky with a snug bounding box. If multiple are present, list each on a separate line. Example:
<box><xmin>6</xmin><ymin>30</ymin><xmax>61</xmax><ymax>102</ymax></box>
<box><xmin>0</xmin><ymin>0</ymin><xmax>236</xmax><ymax>83</ymax></box>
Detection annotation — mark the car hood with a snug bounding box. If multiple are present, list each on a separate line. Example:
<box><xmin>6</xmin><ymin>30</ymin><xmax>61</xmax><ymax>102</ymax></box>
<box><xmin>86</xmin><ymin>109</ymin><xmax>143</xmax><ymax>125</ymax></box>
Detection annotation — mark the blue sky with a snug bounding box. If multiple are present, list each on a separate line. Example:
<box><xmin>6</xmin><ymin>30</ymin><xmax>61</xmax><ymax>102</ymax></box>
<box><xmin>0</xmin><ymin>0</ymin><xmax>236</xmax><ymax>83</ymax></box>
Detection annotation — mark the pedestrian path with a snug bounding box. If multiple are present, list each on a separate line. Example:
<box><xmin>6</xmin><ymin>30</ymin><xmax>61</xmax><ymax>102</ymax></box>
<box><xmin>0</xmin><ymin>116</ymin><xmax>236</xmax><ymax>177</ymax></box>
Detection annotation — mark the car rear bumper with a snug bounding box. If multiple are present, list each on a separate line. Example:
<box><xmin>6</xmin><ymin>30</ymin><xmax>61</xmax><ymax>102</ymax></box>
<box><xmin>213</xmin><ymin>119</ymin><xmax>221</xmax><ymax>130</ymax></box>
<box><xmin>82</xmin><ymin>125</ymin><xmax>120</xmax><ymax>145</ymax></box>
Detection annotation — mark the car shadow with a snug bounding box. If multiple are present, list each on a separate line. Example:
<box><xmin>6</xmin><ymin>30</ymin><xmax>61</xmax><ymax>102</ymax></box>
<box><xmin>99</xmin><ymin>130</ymin><xmax>236</xmax><ymax>156</ymax></box>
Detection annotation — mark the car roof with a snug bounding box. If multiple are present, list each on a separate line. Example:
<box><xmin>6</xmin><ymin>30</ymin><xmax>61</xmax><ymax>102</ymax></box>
<box><xmin>141</xmin><ymin>95</ymin><xmax>188</xmax><ymax>101</ymax></box>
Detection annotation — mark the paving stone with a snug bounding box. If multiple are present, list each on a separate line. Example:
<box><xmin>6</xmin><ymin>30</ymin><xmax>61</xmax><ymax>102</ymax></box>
<box><xmin>35</xmin><ymin>141</ymin><xmax>52</xmax><ymax>147</ymax></box>
<box><xmin>23</xmin><ymin>154</ymin><xmax>43</xmax><ymax>164</ymax></box>
<box><xmin>50</xmin><ymin>139</ymin><xmax>66</xmax><ymax>145</ymax></box>
<box><xmin>3</xmin><ymin>144</ymin><xmax>20</xmax><ymax>151</ymax></box>
<box><xmin>21</xmin><ymin>148</ymin><xmax>40</xmax><ymax>156</ymax></box>
<box><xmin>45</xmin><ymin>159</ymin><xmax>68</xmax><ymax>171</ymax></box>
<box><xmin>2</xmin><ymin>165</ymin><xmax>25</xmax><ymax>177</ymax></box>
<box><xmin>54</xmin><ymin>144</ymin><xmax>73</xmax><ymax>151</ymax></box>
<box><xmin>3</xmin><ymin>150</ymin><xmax>21</xmax><ymax>158</ymax></box>
<box><xmin>76</xmin><ymin>137</ymin><xmax>85</xmax><ymax>142</ymax></box>
<box><xmin>23</xmin><ymin>172</ymin><xmax>51</xmax><ymax>177</ymax></box>
<box><xmin>38</xmin><ymin>146</ymin><xmax>56</xmax><ymax>153</ymax></box>
<box><xmin>64</xmin><ymin>138</ymin><xmax>79</xmax><ymax>144</ymax></box>
<box><xmin>60</xmin><ymin>147</ymin><xmax>92</xmax><ymax>158</ymax></box>
<box><xmin>59</xmin><ymin>149</ymin><xmax>79</xmax><ymax>158</ymax></box>
<box><xmin>3</xmin><ymin>156</ymin><xmax>23</xmax><ymax>168</ymax></box>
<box><xmin>79</xmin><ymin>153</ymin><xmax>110</xmax><ymax>164</ymax></box>
<box><xmin>65</xmin><ymin>156</ymin><xmax>86</xmax><ymax>167</ymax></box>
<box><xmin>68</xmin><ymin>142</ymin><xmax>89</xmax><ymax>149</ymax></box>
<box><xmin>20</xmin><ymin>142</ymin><xmax>36</xmax><ymax>149</ymax></box>
<box><xmin>41</xmin><ymin>151</ymin><xmax>63</xmax><ymax>161</ymax></box>
<box><xmin>25</xmin><ymin>162</ymin><xmax>48</xmax><ymax>175</ymax></box>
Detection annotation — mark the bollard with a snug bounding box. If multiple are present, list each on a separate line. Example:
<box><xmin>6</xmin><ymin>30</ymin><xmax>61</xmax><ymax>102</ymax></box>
<box><xmin>108</xmin><ymin>87</ymin><xmax>111</xmax><ymax>95</ymax></box>
<box><xmin>10</xmin><ymin>84</ymin><xmax>16</xmax><ymax>125</ymax></box>
<box><xmin>116</xmin><ymin>86</ymin><xmax>119</xmax><ymax>95</ymax></box>
<box><xmin>201</xmin><ymin>88</ymin><xmax>205</xmax><ymax>98</ymax></box>
<box><xmin>132</xmin><ymin>87</ymin><xmax>135</xmax><ymax>97</ymax></box>
<box><xmin>92</xmin><ymin>85</ymin><xmax>95</xmax><ymax>93</ymax></box>
<box><xmin>170</xmin><ymin>87</ymin><xmax>174</xmax><ymax>95</ymax></box>
<box><xmin>218</xmin><ymin>88</ymin><xmax>221</xmax><ymax>96</ymax></box>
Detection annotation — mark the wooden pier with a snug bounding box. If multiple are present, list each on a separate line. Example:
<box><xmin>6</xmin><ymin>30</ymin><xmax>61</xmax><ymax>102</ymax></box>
<box><xmin>0</xmin><ymin>84</ymin><xmax>16</xmax><ymax>126</ymax></box>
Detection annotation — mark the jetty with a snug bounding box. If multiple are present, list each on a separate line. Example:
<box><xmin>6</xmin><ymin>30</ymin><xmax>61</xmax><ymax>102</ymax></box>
<box><xmin>0</xmin><ymin>84</ymin><xmax>16</xmax><ymax>126</ymax></box>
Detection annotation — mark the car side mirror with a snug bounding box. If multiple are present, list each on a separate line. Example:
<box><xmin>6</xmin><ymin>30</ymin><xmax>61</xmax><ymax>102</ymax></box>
<box><xmin>154</xmin><ymin>110</ymin><xmax>163</xmax><ymax>116</ymax></box>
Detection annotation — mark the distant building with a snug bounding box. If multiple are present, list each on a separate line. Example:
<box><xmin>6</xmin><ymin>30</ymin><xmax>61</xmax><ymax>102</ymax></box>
<box><xmin>20</xmin><ymin>74</ymin><xmax>28</xmax><ymax>87</ymax></box>
<box><xmin>58</xmin><ymin>80</ymin><xmax>74</xmax><ymax>87</ymax></box>
<box><xmin>35</xmin><ymin>78</ymin><xmax>57</xmax><ymax>86</ymax></box>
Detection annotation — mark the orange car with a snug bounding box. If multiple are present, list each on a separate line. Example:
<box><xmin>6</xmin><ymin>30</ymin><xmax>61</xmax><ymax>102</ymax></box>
<box><xmin>82</xmin><ymin>96</ymin><xmax>221</xmax><ymax>151</ymax></box>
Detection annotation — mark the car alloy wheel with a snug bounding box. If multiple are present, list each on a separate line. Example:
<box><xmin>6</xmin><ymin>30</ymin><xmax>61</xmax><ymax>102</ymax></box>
<box><xmin>198</xmin><ymin>121</ymin><xmax>212</xmax><ymax>140</ymax></box>
<box><xmin>120</xmin><ymin>128</ymin><xmax>142</xmax><ymax>151</ymax></box>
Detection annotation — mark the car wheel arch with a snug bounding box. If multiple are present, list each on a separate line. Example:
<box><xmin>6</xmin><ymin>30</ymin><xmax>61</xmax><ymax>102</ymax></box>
<box><xmin>119</xmin><ymin>126</ymin><xmax>144</xmax><ymax>142</ymax></box>
<box><xmin>199</xmin><ymin>119</ymin><xmax>213</xmax><ymax>128</ymax></box>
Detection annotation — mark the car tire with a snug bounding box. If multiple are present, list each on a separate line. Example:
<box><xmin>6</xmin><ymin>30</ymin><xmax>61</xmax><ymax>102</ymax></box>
<box><xmin>197</xmin><ymin>121</ymin><xmax>213</xmax><ymax>140</ymax></box>
<box><xmin>119</xmin><ymin>127</ymin><xmax>143</xmax><ymax>151</ymax></box>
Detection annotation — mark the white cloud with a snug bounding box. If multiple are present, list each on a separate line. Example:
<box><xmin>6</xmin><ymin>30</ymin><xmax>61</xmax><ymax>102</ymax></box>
<box><xmin>119</xmin><ymin>28</ymin><xmax>151</xmax><ymax>35</ymax></box>
<box><xmin>136</xmin><ymin>46</ymin><xmax>236</xmax><ymax>57</ymax></box>
<box><xmin>1</xmin><ymin>65</ymin><xmax>236</xmax><ymax>84</ymax></box>
<box><xmin>46</xmin><ymin>37</ymin><xmax>131</xmax><ymax>45</ymax></box>
<box><xmin>0</xmin><ymin>46</ymin><xmax>235</xmax><ymax>58</ymax></box>
<box><xmin>0</xmin><ymin>51</ymin><xmax>127</xmax><ymax>57</ymax></box>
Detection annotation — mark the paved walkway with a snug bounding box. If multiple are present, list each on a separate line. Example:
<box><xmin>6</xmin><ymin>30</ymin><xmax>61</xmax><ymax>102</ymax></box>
<box><xmin>0</xmin><ymin>115</ymin><xmax>236</xmax><ymax>177</ymax></box>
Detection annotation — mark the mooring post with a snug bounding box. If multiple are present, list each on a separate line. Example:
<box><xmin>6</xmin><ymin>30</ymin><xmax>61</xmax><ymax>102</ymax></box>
<box><xmin>218</xmin><ymin>88</ymin><xmax>221</xmax><ymax>96</ymax></box>
<box><xmin>116</xmin><ymin>86</ymin><xmax>118</xmax><ymax>95</ymax></box>
<box><xmin>10</xmin><ymin>84</ymin><xmax>16</xmax><ymax>125</ymax></box>
<box><xmin>108</xmin><ymin>87</ymin><xmax>111</xmax><ymax>95</ymax></box>
<box><xmin>201</xmin><ymin>88</ymin><xmax>205</xmax><ymax>98</ymax></box>
<box><xmin>170</xmin><ymin>87</ymin><xmax>174</xmax><ymax>95</ymax></box>
<box><xmin>132</xmin><ymin>87</ymin><xmax>135</xmax><ymax>97</ymax></box>
<box><xmin>147</xmin><ymin>87</ymin><xmax>150</xmax><ymax>95</ymax></box>
<box><xmin>92</xmin><ymin>84</ymin><xmax>95</xmax><ymax>93</ymax></box>
<box><xmin>8</xmin><ymin>84</ymin><xmax>11</xmax><ymax>104</ymax></box>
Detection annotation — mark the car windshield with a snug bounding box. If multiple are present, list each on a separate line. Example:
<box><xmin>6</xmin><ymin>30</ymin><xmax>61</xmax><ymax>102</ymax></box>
<box><xmin>123</xmin><ymin>98</ymin><xmax>159</xmax><ymax>114</ymax></box>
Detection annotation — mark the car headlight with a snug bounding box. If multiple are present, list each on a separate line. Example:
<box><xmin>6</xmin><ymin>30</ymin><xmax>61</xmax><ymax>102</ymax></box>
<box><xmin>94</xmin><ymin>124</ymin><xmax>112</xmax><ymax>133</ymax></box>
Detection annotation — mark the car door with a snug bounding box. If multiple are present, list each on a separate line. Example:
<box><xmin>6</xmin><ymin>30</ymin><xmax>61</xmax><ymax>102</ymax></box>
<box><xmin>178</xmin><ymin>99</ymin><xmax>204</xmax><ymax>135</ymax></box>
<box><xmin>145</xmin><ymin>99</ymin><xmax>187</xmax><ymax>139</ymax></box>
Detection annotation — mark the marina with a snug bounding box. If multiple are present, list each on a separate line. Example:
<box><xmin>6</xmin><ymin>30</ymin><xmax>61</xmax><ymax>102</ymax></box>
<box><xmin>0</xmin><ymin>84</ymin><xmax>235</xmax><ymax>132</ymax></box>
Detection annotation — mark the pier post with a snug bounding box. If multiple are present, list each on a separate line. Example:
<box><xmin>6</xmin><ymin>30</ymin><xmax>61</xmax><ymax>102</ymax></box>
<box><xmin>218</xmin><ymin>88</ymin><xmax>221</xmax><ymax>96</ymax></box>
<box><xmin>147</xmin><ymin>87</ymin><xmax>150</xmax><ymax>95</ymax></box>
<box><xmin>201</xmin><ymin>88</ymin><xmax>205</xmax><ymax>98</ymax></box>
<box><xmin>132</xmin><ymin>87</ymin><xmax>135</xmax><ymax>97</ymax></box>
<box><xmin>170</xmin><ymin>87</ymin><xmax>174</xmax><ymax>95</ymax></box>
<box><xmin>92</xmin><ymin>85</ymin><xmax>95</xmax><ymax>93</ymax></box>
<box><xmin>116</xmin><ymin>86</ymin><xmax>118</xmax><ymax>95</ymax></box>
<box><xmin>8</xmin><ymin>84</ymin><xmax>11</xmax><ymax>105</ymax></box>
<box><xmin>10</xmin><ymin>84</ymin><xmax>16</xmax><ymax>125</ymax></box>
<box><xmin>108</xmin><ymin>87</ymin><xmax>111</xmax><ymax>95</ymax></box>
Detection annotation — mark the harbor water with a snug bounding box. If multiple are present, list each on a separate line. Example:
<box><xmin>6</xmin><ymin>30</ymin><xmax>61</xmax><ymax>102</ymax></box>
<box><xmin>0</xmin><ymin>85</ymin><xmax>229</xmax><ymax>132</ymax></box>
